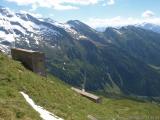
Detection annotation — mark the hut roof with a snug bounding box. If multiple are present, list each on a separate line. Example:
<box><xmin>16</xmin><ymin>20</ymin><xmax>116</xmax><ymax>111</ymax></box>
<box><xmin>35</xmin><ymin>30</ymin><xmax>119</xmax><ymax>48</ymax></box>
<box><xmin>71</xmin><ymin>87</ymin><xmax>100</xmax><ymax>100</ymax></box>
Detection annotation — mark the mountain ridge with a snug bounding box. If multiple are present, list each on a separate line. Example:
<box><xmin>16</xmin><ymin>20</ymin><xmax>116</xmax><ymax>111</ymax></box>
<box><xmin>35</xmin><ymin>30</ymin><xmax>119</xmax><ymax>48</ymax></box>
<box><xmin>1</xmin><ymin>7</ymin><xmax>160</xmax><ymax>98</ymax></box>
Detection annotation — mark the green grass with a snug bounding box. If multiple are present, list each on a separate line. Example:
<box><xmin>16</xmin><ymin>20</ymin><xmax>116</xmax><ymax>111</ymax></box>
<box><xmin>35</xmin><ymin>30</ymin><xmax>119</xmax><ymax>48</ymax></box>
<box><xmin>0</xmin><ymin>53</ymin><xmax>160</xmax><ymax>120</ymax></box>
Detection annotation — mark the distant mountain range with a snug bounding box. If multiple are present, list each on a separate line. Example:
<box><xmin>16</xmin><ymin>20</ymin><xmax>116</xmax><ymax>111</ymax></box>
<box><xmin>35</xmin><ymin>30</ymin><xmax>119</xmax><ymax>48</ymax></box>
<box><xmin>135</xmin><ymin>22</ymin><xmax>160</xmax><ymax>33</ymax></box>
<box><xmin>1</xmin><ymin>6</ymin><xmax>160</xmax><ymax>98</ymax></box>
<box><xmin>96</xmin><ymin>23</ymin><xmax>160</xmax><ymax>34</ymax></box>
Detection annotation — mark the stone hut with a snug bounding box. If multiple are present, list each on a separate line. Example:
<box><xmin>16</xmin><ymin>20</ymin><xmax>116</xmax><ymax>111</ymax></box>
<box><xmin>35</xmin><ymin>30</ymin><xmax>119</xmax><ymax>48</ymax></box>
<box><xmin>11</xmin><ymin>48</ymin><xmax>46</xmax><ymax>76</ymax></box>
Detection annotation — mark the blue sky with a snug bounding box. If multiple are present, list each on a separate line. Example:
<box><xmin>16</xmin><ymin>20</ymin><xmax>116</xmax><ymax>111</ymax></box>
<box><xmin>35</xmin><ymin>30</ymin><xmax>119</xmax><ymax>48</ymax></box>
<box><xmin>1</xmin><ymin>0</ymin><xmax>160</xmax><ymax>27</ymax></box>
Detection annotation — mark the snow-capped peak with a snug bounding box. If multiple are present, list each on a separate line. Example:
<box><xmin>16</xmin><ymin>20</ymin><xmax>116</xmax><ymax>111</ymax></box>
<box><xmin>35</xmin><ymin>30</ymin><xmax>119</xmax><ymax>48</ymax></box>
<box><xmin>0</xmin><ymin>6</ymin><xmax>14</xmax><ymax>17</ymax></box>
<box><xmin>0</xmin><ymin>6</ymin><xmax>90</xmax><ymax>54</ymax></box>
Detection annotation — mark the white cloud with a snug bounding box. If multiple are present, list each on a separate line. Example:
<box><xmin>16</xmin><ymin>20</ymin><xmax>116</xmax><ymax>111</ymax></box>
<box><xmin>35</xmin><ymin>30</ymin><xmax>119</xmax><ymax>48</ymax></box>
<box><xmin>53</xmin><ymin>5</ymin><xmax>78</xmax><ymax>10</ymax></box>
<box><xmin>61</xmin><ymin>0</ymin><xmax>99</xmax><ymax>5</ymax></box>
<box><xmin>6</xmin><ymin>0</ymin><xmax>99</xmax><ymax>10</ymax></box>
<box><xmin>102</xmin><ymin>3</ymin><xmax>107</xmax><ymax>6</ymax></box>
<box><xmin>85</xmin><ymin>16</ymin><xmax>160</xmax><ymax>28</ymax></box>
<box><xmin>142</xmin><ymin>10</ymin><xmax>155</xmax><ymax>18</ymax></box>
<box><xmin>107</xmin><ymin>0</ymin><xmax>115</xmax><ymax>5</ymax></box>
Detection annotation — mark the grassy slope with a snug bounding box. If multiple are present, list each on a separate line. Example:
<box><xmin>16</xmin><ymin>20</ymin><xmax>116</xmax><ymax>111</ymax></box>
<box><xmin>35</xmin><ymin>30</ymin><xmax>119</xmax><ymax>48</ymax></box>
<box><xmin>0</xmin><ymin>53</ymin><xmax>160</xmax><ymax>120</ymax></box>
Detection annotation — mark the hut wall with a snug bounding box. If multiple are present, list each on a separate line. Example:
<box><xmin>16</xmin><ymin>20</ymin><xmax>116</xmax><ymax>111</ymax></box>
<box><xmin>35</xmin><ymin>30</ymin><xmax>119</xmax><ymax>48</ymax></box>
<box><xmin>11</xmin><ymin>49</ymin><xmax>34</xmax><ymax>70</ymax></box>
<box><xmin>11</xmin><ymin>48</ymin><xmax>46</xmax><ymax>76</ymax></box>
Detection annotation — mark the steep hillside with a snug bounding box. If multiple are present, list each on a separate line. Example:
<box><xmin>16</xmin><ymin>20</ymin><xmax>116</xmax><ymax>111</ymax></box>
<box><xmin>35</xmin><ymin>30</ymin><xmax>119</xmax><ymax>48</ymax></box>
<box><xmin>1</xmin><ymin>53</ymin><xmax>160</xmax><ymax>120</ymax></box>
<box><xmin>67</xmin><ymin>20</ymin><xmax>107</xmax><ymax>44</ymax></box>
<box><xmin>104</xmin><ymin>26</ymin><xmax>160</xmax><ymax>66</ymax></box>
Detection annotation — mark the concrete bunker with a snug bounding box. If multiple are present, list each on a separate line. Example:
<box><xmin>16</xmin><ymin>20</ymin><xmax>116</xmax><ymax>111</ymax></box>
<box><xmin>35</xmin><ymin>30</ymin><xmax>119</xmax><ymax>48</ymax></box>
<box><xmin>11</xmin><ymin>48</ymin><xmax>46</xmax><ymax>76</ymax></box>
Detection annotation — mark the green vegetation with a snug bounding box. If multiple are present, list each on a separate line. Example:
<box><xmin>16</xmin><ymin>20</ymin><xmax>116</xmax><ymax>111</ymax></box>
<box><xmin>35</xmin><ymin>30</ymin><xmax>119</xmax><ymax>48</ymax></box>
<box><xmin>42</xmin><ymin>28</ymin><xmax>160</xmax><ymax>97</ymax></box>
<box><xmin>0</xmin><ymin>53</ymin><xmax>160</xmax><ymax>120</ymax></box>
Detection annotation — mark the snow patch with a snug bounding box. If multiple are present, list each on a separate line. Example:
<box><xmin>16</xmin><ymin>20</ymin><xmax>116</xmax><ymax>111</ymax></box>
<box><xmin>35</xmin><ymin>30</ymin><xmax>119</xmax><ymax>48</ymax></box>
<box><xmin>0</xmin><ymin>31</ymin><xmax>15</xmax><ymax>42</ymax></box>
<box><xmin>41</xmin><ymin>19</ymin><xmax>79</xmax><ymax>37</ymax></box>
<box><xmin>0</xmin><ymin>44</ymin><xmax>10</xmax><ymax>54</ymax></box>
<box><xmin>78</xmin><ymin>35</ymin><xmax>87</xmax><ymax>39</ymax></box>
<box><xmin>38</xmin><ymin>24</ymin><xmax>61</xmax><ymax>36</ymax></box>
<box><xmin>113</xmin><ymin>29</ymin><xmax>122</xmax><ymax>35</ymax></box>
<box><xmin>20</xmin><ymin>92</ymin><xmax>64</xmax><ymax>120</ymax></box>
<box><xmin>12</xmin><ymin>25</ymin><xmax>26</xmax><ymax>34</ymax></box>
<box><xmin>10</xmin><ymin>15</ymin><xmax>38</xmax><ymax>32</ymax></box>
